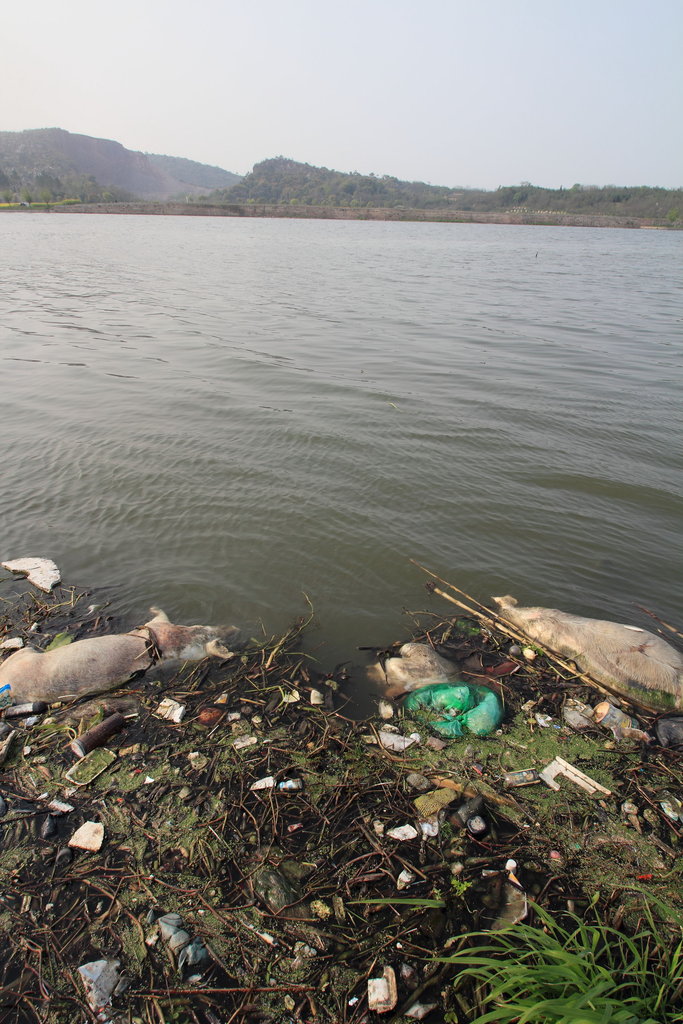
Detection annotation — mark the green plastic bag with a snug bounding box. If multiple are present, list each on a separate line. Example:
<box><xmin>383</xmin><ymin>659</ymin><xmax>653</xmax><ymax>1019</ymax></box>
<box><xmin>403</xmin><ymin>682</ymin><xmax>503</xmax><ymax>737</ymax></box>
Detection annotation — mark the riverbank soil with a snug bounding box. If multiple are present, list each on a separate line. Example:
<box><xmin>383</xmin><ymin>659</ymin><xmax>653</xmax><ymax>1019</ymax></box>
<box><xmin>1</xmin><ymin>581</ymin><xmax>681</xmax><ymax>1022</ymax></box>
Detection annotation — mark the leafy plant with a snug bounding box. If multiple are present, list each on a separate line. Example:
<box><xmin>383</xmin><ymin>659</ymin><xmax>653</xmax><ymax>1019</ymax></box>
<box><xmin>444</xmin><ymin>896</ymin><xmax>683</xmax><ymax>1024</ymax></box>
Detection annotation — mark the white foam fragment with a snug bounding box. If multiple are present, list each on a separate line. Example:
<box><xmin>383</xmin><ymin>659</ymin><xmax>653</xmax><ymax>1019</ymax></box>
<box><xmin>2</xmin><ymin>557</ymin><xmax>61</xmax><ymax>592</ymax></box>
<box><xmin>0</xmin><ymin>637</ymin><xmax>24</xmax><ymax>651</ymax></box>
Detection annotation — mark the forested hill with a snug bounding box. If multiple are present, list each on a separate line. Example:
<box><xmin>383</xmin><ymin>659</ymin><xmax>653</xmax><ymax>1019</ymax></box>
<box><xmin>214</xmin><ymin>157</ymin><xmax>456</xmax><ymax>208</ymax></box>
<box><xmin>0</xmin><ymin>128</ymin><xmax>241</xmax><ymax>201</ymax></box>
<box><xmin>146</xmin><ymin>153</ymin><xmax>241</xmax><ymax>191</ymax></box>
<box><xmin>209</xmin><ymin>157</ymin><xmax>682</xmax><ymax>222</ymax></box>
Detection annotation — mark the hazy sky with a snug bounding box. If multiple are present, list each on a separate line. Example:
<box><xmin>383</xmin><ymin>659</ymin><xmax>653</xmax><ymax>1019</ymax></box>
<box><xmin>4</xmin><ymin>0</ymin><xmax>681</xmax><ymax>189</ymax></box>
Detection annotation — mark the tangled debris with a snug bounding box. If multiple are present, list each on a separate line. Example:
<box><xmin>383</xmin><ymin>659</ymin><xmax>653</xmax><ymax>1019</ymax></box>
<box><xmin>1</xmin><ymin>576</ymin><xmax>682</xmax><ymax>1024</ymax></box>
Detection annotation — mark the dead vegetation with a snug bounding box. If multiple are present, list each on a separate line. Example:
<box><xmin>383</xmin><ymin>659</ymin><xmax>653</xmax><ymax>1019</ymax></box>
<box><xmin>1</xmin><ymin>575</ymin><xmax>682</xmax><ymax>1023</ymax></box>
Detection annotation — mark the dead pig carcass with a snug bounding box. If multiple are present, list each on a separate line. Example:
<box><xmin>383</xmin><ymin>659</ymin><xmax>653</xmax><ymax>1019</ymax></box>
<box><xmin>0</xmin><ymin>607</ymin><xmax>239</xmax><ymax>706</ymax></box>
<box><xmin>493</xmin><ymin>595</ymin><xmax>683</xmax><ymax>710</ymax></box>
<box><xmin>369</xmin><ymin>642</ymin><xmax>461</xmax><ymax>698</ymax></box>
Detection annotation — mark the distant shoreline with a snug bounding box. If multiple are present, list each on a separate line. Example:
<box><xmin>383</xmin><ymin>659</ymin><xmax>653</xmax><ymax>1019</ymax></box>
<box><xmin>40</xmin><ymin>201</ymin><xmax>677</xmax><ymax>230</ymax></box>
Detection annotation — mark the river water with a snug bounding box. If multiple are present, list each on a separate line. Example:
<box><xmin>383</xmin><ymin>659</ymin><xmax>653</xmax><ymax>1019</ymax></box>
<box><xmin>2</xmin><ymin>214</ymin><xmax>681</xmax><ymax>691</ymax></box>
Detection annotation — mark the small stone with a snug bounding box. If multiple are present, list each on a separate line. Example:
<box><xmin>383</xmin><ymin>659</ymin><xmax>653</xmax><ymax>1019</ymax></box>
<box><xmin>397</xmin><ymin>868</ymin><xmax>416</xmax><ymax>890</ymax></box>
<box><xmin>406</xmin><ymin>772</ymin><xmax>432</xmax><ymax>792</ymax></box>
<box><xmin>310</xmin><ymin>899</ymin><xmax>332</xmax><ymax>919</ymax></box>
<box><xmin>187</xmin><ymin>751</ymin><xmax>209</xmax><ymax>771</ymax></box>
<box><xmin>198</xmin><ymin>708</ymin><xmax>224</xmax><ymax>727</ymax></box>
<box><xmin>68</xmin><ymin>821</ymin><xmax>104</xmax><ymax>852</ymax></box>
<box><xmin>54</xmin><ymin>847</ymin><xmax>73</xmax><ymax>869</ymax></box>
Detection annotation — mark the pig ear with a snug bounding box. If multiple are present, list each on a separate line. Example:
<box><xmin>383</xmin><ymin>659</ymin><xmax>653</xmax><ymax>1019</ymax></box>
<box><xmin>206</xmin><ymin>639</ymin><xmax>236</xmax><ymax>660</ymax></box>
<box><xmin>492</xmin><ymin>595</ymin><xmax>517</xmax><ymax>608</ymax></box>
<box><xmin>147</xmin><ymin>607</ymin><xmax>170</xmax><ymax>624</ymax></box>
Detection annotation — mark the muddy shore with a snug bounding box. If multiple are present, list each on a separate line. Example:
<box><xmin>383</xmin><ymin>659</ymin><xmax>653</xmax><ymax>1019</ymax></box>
<box><xmin>44</xmin><ymin>202</ymin><xmax>673</xmax><ymax>230</ymax></box>
<box><xmin>1</xmin><ymin>577</ymin><xmax>682</xmax><ymax>1022</ymax></box>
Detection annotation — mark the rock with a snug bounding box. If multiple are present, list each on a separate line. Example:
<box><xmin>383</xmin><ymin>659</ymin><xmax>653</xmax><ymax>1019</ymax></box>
<box><xmin>252</xmin><ymin>866</ymin><xmax>308</xmax><ymax>918</ymax></box>
<box><xmin>397</xmin><ymin>868</ymin><xmax>416</xmax><ymax>890</ymax></box>
<box><xmin>68</xmin><ymin>821</ymin><xmax>104</xmax><ymax>852</ymax></box>
<box><xmin>406</xmin><ymin>772</ymin><xmax>432</xmax><ymax>792</ymax></box>
<box><xmin>187</xmin><ymin>751</ymin><xmax>209</xmax><ymax>771</ymax></box>
<box><xmin>2</xmin><ymin>557</ymin><xmax>61</xmax><ymax>592</ymax></box>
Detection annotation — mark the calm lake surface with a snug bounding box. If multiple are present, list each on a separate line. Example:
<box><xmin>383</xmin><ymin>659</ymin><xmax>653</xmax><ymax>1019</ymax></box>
<box><xmin>2</xmin><ymin>214</ymin><xmax>681</xmax><ymax>693</ymax></box>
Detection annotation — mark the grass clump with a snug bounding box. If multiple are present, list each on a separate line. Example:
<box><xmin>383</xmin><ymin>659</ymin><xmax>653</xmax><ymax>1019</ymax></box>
<box><xmin>445</xmin><ymin>897</ymin><xmax>683</xmax><ymax>1024</ymax></box>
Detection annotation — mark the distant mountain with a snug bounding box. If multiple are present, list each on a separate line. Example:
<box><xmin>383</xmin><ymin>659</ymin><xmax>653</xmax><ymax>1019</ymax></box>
<box><xmin>0</xmin><ymin>128</ymin><xmax>241</xmax><ymax>201</ymax></box>
<box><xmin>146</xmin><ymin>153</ymin><xmax>241</xmax><ymax>191</ymax></box>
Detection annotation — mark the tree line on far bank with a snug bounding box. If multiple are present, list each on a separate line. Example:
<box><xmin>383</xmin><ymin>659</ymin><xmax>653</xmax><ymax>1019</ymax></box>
<box><xmin>202</xmin><ymin>159</ymin><xmax>681</xmax><ymax>222</ymax></box>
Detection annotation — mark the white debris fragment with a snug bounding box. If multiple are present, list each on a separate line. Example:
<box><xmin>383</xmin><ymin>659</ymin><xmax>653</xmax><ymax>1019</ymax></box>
<box><xmin>0</xmin><ymin>637</ymin><xmax>24</xmax><ymax>651</ymax></box>
<box><xmin>367</xmin><ymin>966</ymin><xmax>398</xmax><ymax>1013</ymax></box>
<box><xmin>397</xmin><ymin>868</ymin><xmax>416</xmax><ymax>890</ymax></box>
<box><xmin>154</xmin><ymin>698</ymin><xmax>186</xmax><ymax>723</ymax></box>
<box><xmin>378</xmin><ymin>731</ymin><xmax>421</xmax><ymax>752</ymax></box>
<box><xmin>250</xmin><ymin>776</ymin><xmax>275</xmax><ymax>791</ymax></box>
<box><xmin>233</xmin><ymin>735</ymin><xmax>258</xmax><ymax>750</ymax></box>
<box><xmin>378</xmin><ymin>699</ymin><xmax>394</xmax><ymax>719</ymax></box>
<box><xmin>419</xmin><ymin>816</ymin><xmax>440</xmax><ymax>838</ymax></box>
<box><xmin>281</xmin><ymin>689</ymin><xmax>300</xmax><ymax>704</ymax></box>
<box><xmin>406</xmin><ymin>1001</ymin><xmax>439</xmax><ymax>1019</ymax></box>
<box><xmin>47</xmin><ymin>794</ymin><xmax>74</xmax><ymax>811</ymax></box>
<box><xmin>78</xmin><ymin>958</ymin><xmax>121</xmax><ymax>1012</ymax></box>
<box><xmin>309</xmin><ymin>688</ymin><xmax>325</xmax><ymax>705</ymax></box>
<box><xmin>386</xmin><ymin>824</ymin><xmax>419</xmax><ymax>841</ymax></box>
<box><xmin>2</xmin><ymin>557</ymin><xmax>61</xmax><ymax>593</ymax></box>
<box><xmin>69</xmin><ymin>821</ymin><xmax>105</xmax><ymax>852</ymax></box>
